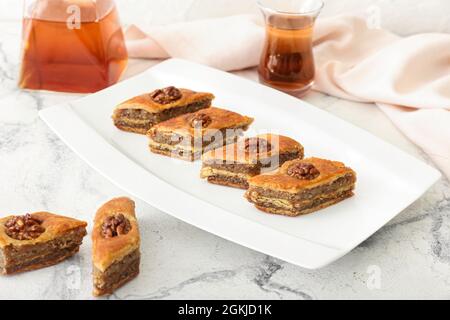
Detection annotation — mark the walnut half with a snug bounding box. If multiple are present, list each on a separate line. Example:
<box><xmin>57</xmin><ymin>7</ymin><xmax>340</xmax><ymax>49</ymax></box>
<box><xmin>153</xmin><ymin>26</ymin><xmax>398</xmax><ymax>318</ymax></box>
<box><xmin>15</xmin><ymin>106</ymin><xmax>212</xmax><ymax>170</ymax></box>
<box><xmin>189</xmin><ymin>113</ymin><xmax>212</xmax><ymax>128</ymax></box>
<box><xmin>150</xmin><ymin>86</ymin><xmax>182</xmax><ymax>104</ymax></box>
<box><xmin>243</xmin><ymin>137</ymin><xmax>271</xmax><ymax>154</ymax></box>
<box><xmin>4</xmin><ymin>214</ymin><xmax>45</xmax><ymax>240</ymax></box>
<box><xmin>287</xmin><ymin>162</ymin><xmax>320</xmax><ymax>180</ymax></box>
<box><xmin>101</xmin><ymin>214</ymin><xmax>131</xmax><ymax>238</ymax></box>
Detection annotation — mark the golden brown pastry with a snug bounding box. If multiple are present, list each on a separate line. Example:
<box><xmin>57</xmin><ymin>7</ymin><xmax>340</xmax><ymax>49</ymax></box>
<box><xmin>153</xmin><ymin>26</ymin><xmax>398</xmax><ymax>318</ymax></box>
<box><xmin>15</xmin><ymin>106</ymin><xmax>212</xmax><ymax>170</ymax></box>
<box><xmin>147</xmin><ymin>107</ymin><xmax>254</xmax><ymax>161</ymax></box>
<box><xmin>0</xmin><ymin>212</ymin><xmax>87</xmax><ymax>275</ymax></box>
<box><xmin>112</xmin><ymin>86</ymin><xmax>214</xmax><ymax>134</ymax></box>
<box><xmin>245</xmin><ymin>157</ymin><xmax>357</xmax><ymax>216</ymax></box>
<box><xmin>201</xmin><ymin>134</ymin><xmax>304</xmax><ymax>189</ymax></box>
<box><xmin>92</xmin><ymin>197</ymin><xmax>140</xmax><ymax>296</ymax></box>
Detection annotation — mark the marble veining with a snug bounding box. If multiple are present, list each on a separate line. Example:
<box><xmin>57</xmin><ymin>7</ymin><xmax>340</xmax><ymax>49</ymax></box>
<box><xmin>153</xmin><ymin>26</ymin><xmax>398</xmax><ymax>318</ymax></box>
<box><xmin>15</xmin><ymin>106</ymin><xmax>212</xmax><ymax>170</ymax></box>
<box><xmin>0</xmin><ymin>2</ymin><xmax>449</xmax><ymax>300</ymax></box>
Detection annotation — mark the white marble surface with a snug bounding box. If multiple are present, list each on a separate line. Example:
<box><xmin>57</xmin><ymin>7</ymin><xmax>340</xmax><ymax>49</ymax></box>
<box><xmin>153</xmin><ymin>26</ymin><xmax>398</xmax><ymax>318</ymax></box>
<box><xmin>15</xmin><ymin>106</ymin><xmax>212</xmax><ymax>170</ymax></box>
<box><xmin>0</xmin><ymin>1</ymin><xmax>449</xmax><ymax>300</ymax></box>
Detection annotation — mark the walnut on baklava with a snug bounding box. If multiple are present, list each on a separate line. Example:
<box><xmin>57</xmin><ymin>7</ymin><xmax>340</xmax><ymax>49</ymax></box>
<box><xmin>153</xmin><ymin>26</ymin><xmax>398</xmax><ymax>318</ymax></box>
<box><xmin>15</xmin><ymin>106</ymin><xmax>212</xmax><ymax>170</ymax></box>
<box><xmin>0</xmin><ymin>212</ymin><xmax>87</xmax><ymax>275</ymax></box>
<box><xmin>112</xmin><ymin>86</ymin><xmax>214</xmax><ymax>134</ymax></box>
<box><xmin>245</xmin><ymin>157</ymin><xmax>357</xmax><ymax>216</ymax></box>
<box><xmin>201</xmin><ymin>134</ymin><xmax>304</xmax><ymax>189</ymax></box>
<box><xmin>147</xmin><ymin>107</ymin><xmax>254</xmax><ymax>161</ymax></box>
<box><xmin>92</xmin><ymin>197</ymin><xmax>140</xmax><ymax>296</ymax></box>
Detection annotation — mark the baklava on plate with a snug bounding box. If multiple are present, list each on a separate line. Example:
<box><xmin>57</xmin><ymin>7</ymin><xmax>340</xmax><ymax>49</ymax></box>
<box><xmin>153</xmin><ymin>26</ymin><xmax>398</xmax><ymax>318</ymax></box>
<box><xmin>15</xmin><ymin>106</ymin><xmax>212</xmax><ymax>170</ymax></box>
<box><xmin>0</xmin><ymin>212</ymin><xmax>87</xmax><ymax>275</ymax></box>
<box><xmin>245</xmin><ymin>157</ymin><xmax>357</xmax><ymax>216</ymax></box>
<box><xmin>147</xmin><ymin>107</ymin><xmax>254</xmax><ymax>161</ymax></box>
<box><xmin>92</xmin><ymin>197</ymin><xmax>140</xmax><ymax>296</ymax></box>
<box><xmin>201</xmin><ymin>134</ymin><xmax>304</xmax><ymax>189</ymax></box>
<box><xmin>112</xmin><ymin>86</ymin><xmax>214</xmax><ymax>134</ymax></box>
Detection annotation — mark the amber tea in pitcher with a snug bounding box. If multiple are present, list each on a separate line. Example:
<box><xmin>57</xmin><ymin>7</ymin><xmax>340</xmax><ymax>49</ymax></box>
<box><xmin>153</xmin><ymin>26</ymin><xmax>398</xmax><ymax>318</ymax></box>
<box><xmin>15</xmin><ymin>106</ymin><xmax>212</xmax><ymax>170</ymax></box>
<box><xmin>19</xmin><ymin>0</ymin><xmax>128</xmax><ymax>93</ymax></box>
<box><xmin>258</xmin><ymin>0</ymin><xmax>323</xmax><ymax>96</ymax></box>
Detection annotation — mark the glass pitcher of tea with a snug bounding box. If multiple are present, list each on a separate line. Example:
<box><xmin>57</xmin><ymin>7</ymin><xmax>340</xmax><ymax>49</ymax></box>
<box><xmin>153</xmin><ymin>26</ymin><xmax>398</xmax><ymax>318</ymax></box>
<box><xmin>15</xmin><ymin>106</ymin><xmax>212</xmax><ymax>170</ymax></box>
<box><xmin>19</xmin><ymin>0</ymin><xmax>128</xmax><ymax>93</ymax></box>
<box><xmin>257</xmin><ymin>0</ymin><xmax>323</xmax><ymax>96</ymax></box>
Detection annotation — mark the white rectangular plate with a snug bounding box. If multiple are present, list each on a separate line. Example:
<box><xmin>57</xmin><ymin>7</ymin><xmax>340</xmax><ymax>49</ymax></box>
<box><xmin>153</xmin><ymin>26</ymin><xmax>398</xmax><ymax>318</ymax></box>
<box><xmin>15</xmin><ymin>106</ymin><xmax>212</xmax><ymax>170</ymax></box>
<box><xmin>39</xmin><ymin>59</ymin><xmax>441</xmax><ymax>269</ymax></box>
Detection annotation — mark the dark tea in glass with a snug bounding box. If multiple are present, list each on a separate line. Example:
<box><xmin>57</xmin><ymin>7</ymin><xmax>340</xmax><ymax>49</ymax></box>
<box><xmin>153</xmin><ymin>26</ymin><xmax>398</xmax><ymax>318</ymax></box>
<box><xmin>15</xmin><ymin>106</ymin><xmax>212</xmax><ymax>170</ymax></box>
<box><xmin>258</xmin><ymin>0</ymin><xmax>323</xmax><ymax>96</ymax></box>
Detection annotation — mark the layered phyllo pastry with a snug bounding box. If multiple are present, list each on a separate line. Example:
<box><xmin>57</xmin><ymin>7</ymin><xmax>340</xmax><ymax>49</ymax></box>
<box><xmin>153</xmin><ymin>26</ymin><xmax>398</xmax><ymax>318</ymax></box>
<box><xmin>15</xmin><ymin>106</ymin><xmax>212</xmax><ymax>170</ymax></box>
<box><xmin>113</xmin><ymin>86</ymin><xmax>214</xmax><ymax>134</ymax></box>
<box><xmin>201</xmin><ymin>134</ymin><xmax>304</xmax><ymax>189</ymax></box>
<box><xmin>245</xmin><ymin>157</ymin><xmax>356</xmax><ymax>216</ymax></box>
<box><xmin>147</xmin><ymin>107</ymin><xmax>254</xmax><ymax>161</ymax></box>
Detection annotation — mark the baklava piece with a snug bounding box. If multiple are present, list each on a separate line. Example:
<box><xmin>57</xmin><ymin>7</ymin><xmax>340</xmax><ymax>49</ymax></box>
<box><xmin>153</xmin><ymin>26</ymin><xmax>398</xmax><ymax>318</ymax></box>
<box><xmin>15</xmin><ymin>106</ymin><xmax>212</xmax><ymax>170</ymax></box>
<box><xmin>0</xmin><ymin>212</ymin><xmax>87</xmax><ymax>275</ymax></box>
<box><xmin>92</xmin><ymin>197</ymin><xmax>140</xmax><ymax>296</ymax></box>
<box><xmin>201</xmin><ymin>134</ymin><xmax>304</xmax><ymax>189</ymax></box>
<box><xmin>245</xmin><ymin>157</ymin><xmax>357</xmax><ymax>217</ymax></box>
<box><xmin>112</xmin><ymin>86</ymin><xmax>214</xmax><ymax>134</ymax></box>
<box><xmin>147</xmin><ymin>107</ymin><xmax>254</xmax><ymax>161</ymax></box>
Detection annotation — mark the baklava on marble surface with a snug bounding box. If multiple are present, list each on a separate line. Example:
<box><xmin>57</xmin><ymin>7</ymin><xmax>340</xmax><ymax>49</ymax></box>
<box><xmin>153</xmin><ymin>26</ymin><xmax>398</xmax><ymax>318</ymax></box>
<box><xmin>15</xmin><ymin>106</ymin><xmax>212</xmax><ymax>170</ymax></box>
<box><xmin>0</xmin><ymin>212</ymin><xmax>87</xmax><ymax>275</ymax></box>
<box><xmin>113</xmin><ymin>86</ymin><xmax>214</xmax><ymax>134</ymax></box>
<box><xmin>92</xmin><ymin>197</ymin><xmax>140</xmax><ymax>296</ymax></box>
<box><xmin>245</xmin><ymin>157</ymin><xmax>356</xmax><ymax>216</ymax></box>
<box><xmin>201</xmin><ymin>134</ymin><xmax>304</xmax><ymax>189</ymax></box>
<box><xmin>147</xmin><ymin>107</ymin><xmax>254</xmax><ymax>161</ymax></box>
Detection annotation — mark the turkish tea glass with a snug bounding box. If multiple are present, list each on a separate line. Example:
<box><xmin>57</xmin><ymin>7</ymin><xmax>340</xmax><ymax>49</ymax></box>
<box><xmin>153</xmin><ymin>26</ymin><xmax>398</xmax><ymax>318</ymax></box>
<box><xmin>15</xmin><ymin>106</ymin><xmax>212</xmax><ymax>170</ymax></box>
<box><xmin>257</xmin><ymin>0</ymin><xmax>323</xmax><ymax>96</ymax></box>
